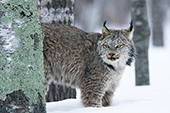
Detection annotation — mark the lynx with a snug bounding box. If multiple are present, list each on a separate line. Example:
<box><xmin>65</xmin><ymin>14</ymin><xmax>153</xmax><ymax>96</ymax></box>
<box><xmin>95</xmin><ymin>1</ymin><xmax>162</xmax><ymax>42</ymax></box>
<box><xmin>41</xmin><ymin>21</ymin><xmax>135</xmax><ymax>107</ymax></box>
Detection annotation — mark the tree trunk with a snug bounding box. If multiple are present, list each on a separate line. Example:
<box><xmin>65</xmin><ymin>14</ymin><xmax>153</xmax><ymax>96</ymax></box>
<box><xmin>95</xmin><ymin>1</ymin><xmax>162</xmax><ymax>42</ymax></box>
<box><xmin>0</xmin><ymin>0</ymin><xmax>46</xmax><ymax>113</ymax></box>
<box><xmin>37</xmin><ymin>0</ymin><xmax>76</xmax><ymax>102</ymax></box>
<box><xmin>151</xmin><ymin>0</ymin><xmax>165</xmax><ymax>46</ymax></box>
<box><xmin>131</xmin><ymin>0</ymin><xmax>150</xmax><ymax>85</ymax></box>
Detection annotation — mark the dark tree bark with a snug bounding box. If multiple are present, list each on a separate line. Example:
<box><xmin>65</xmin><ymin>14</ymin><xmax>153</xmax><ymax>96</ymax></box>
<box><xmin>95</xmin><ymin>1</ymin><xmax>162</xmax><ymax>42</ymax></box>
<box><xmin>0</xmin><ymin>0</ymin><xmax>46</xmax><ymax>112</ymax></box>
<box><xmin>131</xmin><ymin>0</ymin><xmax>150</xmax><ymax>85</ymax></box>
<box><xmin>37</xmin><ymin>0</ymin><xmax>76</xmax><ymax>102</ymax></box>
<box><xmin>151</xmin><ymin>0</ymin><xmax>165</xmax><ymax>46</ymax></box>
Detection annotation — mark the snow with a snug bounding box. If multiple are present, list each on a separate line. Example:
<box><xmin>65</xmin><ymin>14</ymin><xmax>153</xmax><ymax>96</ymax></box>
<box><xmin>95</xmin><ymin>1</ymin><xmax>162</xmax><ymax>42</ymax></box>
<box><xmin>46</xmin><ymin>12</ymin><xmax>170</xmax><ymax>113</ymax></box>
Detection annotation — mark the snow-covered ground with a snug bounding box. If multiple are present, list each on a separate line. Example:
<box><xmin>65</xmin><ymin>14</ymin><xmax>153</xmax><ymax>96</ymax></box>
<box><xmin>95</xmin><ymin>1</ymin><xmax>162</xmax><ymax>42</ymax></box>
<box><xmin>46</xmin><ymin>13</ymin><xmax>170</xmax><ymax>113</ymax></box>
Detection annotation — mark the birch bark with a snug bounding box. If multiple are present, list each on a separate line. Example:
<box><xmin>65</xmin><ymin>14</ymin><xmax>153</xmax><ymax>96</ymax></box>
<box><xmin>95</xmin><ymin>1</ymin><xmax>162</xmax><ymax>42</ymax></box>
<box><xmin>0</xmin><ymin>0</ymin><xmax>46</xmax><ymax>112</ymax></box>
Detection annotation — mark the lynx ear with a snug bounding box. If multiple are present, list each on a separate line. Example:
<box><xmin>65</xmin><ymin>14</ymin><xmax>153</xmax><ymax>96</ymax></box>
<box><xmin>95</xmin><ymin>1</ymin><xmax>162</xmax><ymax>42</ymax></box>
<box><xmin>101</xmin><ymin>21</ymin><xmax>110</xmax><ymax>40</ymax></box>
<box><xmin>126</xmin><ymin>20</ymin><xmax>134</xmax><ymax>40</ymax></box>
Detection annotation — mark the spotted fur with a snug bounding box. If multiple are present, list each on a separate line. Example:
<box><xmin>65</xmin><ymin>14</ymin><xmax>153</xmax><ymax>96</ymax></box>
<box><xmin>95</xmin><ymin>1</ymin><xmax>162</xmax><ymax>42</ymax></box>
<box><xmin>42</xmin><ymin>21</ymin><xmax>135</xmax><ymax>107</ymax></box>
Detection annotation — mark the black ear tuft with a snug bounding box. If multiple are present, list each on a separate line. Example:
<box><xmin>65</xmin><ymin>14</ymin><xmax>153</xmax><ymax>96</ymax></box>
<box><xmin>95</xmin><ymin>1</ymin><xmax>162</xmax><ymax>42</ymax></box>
<box><xmin>129</xmin><ymin>20</ymin><xmax>133</xmax><ymax>32</ymax></box>
<box><xmin>103</xmin><ymin>21</ymin><xmax>107</xmax><ymax>27</ymax></box>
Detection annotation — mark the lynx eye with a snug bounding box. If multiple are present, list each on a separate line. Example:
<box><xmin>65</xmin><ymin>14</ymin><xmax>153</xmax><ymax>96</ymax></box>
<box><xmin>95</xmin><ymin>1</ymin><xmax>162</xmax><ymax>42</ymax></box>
<box><xmin>103</xmin><ymin>44</ymin><xmax>110</xmax><ymax>49</ymax></box>
<box><xmin>115</xmin><ymin>44</ymin><xmax>123</xmax><ymax>49</ymax></box>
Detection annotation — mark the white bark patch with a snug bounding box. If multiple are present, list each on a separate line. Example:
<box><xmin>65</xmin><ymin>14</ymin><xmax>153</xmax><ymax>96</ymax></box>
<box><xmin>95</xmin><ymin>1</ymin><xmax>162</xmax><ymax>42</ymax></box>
<box><xmin>0</xmin><ymin>22</ymin><xmax>20</xmax><ymax>54</ymax></box>
<box><xmin>38</xmin><ymin>0</ymin><xmax>74</xmax><ymax>25</ymax></box>
<box><xmin>136</xmin><ymin>21</ymin><xmax>142</xmax><ymax>26</ymax></box>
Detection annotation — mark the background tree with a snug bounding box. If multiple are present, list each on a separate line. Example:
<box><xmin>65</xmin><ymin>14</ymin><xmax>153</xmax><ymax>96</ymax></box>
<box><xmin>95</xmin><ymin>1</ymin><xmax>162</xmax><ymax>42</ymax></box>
<box><xmin>151</xmin><ymin>0</ymin><xmax>165</xmax><ymax>46</ymax></box>
<box><xmin>131</xmin><ymin>0</ymin><xmax>150</xmax><ymax>85</ymax></box>
<box><xmin>37</xmin><ymin>0</ymin><xmax>76</xmax><ymax>102</ymax></box>
<box><xmin>0</xmin><ymin>0</ymin><xmax>46</xmax><ymax>112</ymax></box>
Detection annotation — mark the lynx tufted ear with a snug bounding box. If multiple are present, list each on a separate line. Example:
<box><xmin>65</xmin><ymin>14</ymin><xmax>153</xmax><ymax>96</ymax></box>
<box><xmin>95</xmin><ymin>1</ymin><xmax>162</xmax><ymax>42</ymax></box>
<box><xmin>101</xmin><ymin>21</ymin><xmax>110</xmax><ymax>40</ymax></box>
<box><xmin>126</xmin><ymin>20</ymin><xmax>134</xmax><ymax>40</ymax></box>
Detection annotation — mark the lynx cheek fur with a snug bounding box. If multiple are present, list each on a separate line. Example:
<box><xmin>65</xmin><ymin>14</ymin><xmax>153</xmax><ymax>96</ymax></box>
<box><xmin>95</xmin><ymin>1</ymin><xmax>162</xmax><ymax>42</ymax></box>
<box><xmin>42</xmin><ymin>21</ymin><xmax>135</xmax><ymax>107</ymax></box>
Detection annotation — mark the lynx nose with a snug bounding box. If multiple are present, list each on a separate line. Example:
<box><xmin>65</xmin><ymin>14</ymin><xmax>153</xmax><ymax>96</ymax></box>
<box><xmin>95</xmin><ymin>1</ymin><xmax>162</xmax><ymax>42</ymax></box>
<box><xmin>108</xmin><ymin>52</ymin><xmax>115</xmax><ymax>57</ymax></box>
<box><xmin>108</xmin><ymin>52</ymin><xmax>119</xmax><ymax>61</ymax></box>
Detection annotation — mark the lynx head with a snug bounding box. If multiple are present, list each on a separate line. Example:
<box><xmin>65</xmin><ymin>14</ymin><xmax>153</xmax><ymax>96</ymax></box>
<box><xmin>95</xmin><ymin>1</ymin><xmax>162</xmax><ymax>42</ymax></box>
<box><xmin>98</xmin><ymin>20</ymin><xmax>135</xmax><ymax>68</ymax></box>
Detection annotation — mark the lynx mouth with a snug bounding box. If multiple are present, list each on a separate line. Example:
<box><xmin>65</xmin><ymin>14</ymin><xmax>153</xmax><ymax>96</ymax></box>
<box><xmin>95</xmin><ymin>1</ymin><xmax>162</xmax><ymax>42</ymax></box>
<box><xmin>107</xmin><ymin>57</ymin><xmax>119</xmax><ymax>61</ymax></box>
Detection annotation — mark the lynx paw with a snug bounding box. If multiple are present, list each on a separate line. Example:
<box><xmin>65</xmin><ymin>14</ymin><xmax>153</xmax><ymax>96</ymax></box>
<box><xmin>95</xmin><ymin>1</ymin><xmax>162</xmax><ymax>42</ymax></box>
<box><xmin>81</xmin><ymin>92</ymin><xmax>103</xmax><ymax>107</ymax></box>
<box><xmin>102</xmin><ymin>91</ymin><xmax>113</xmax><ymax>107</ymax></box>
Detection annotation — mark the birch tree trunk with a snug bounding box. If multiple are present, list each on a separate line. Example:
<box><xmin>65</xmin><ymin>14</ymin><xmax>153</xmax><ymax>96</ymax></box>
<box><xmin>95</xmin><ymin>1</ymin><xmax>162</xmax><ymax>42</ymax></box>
<box><xmin>131</xmin><ymin>0</ymin><xmax>150</xmax><ymax>85</ymax></box>
<box><xmin>0</xmin><ymin>0</ymin><xmax>46</xmax><ymax>112</ymax></box>
<box><xmin>37</xmin><ymin>0</ymin><xmax>76</xmax><ymax>102</ymax></box>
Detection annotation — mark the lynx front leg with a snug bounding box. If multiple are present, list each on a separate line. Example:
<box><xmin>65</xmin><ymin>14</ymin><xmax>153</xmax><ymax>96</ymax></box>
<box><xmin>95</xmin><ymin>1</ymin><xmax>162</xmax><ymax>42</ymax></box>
<box><xmin>80</xmin><ymin>78</ymin><xmax>105</xmax><ymax>107</ymax></box>
<box><xmin>102</xmin><ymin>91</ymin><xmax>114</xmax><ymax>107</ymax></box>
<box><xmin>81</xmin><ymin>88</ymin><xmax>103</xmax><ymax>107</ymax></box>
